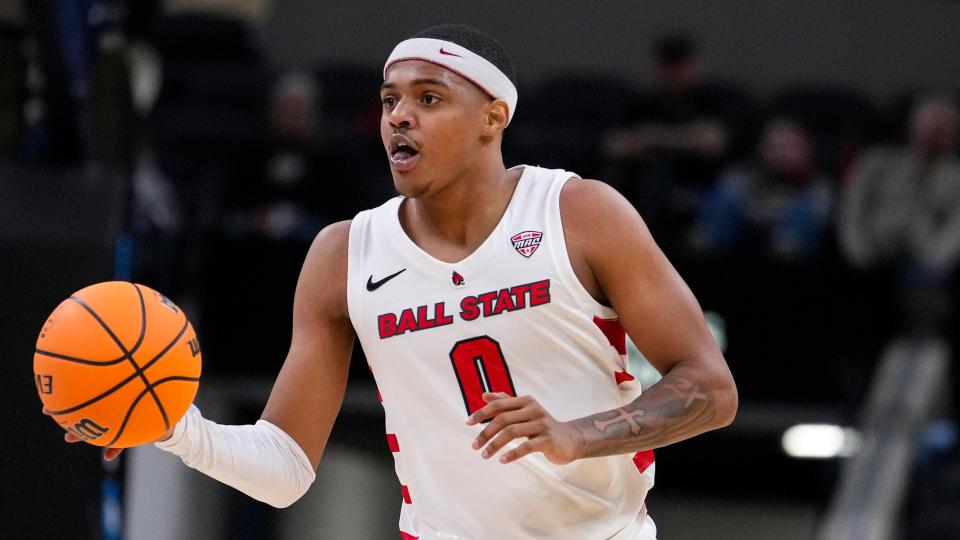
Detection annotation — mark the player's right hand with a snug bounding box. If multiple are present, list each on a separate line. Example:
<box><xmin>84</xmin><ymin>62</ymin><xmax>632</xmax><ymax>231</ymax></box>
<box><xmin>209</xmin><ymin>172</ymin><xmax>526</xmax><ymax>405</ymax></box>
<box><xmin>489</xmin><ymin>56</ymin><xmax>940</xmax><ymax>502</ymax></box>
<box><xmin>43</xmin><ymin>407</ymin><xmax>175</xmax><ymax>461</ymax></box>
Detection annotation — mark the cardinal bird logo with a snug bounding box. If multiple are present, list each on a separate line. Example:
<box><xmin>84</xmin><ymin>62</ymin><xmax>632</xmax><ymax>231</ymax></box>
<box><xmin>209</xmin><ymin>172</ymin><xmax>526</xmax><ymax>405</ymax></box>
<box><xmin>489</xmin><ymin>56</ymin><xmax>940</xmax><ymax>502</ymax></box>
<box><xmin>452</xmin><ymin>271</ymin><xmax>466</xmax><ymax>288</ymax></box>
<box><xmin>511</xmin><ymin>230</ymin><xmax>543</xmax><ymax>258</ymax></box>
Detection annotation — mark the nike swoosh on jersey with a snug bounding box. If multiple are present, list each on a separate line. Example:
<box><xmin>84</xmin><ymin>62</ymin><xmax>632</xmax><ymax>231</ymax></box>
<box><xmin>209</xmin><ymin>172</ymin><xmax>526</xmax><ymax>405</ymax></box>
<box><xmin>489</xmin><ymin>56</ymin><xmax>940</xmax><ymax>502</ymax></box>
<box><xmin>367</xmin><ymin>268</ymin><xmax>407</xmax><ymax>291</ymax></box>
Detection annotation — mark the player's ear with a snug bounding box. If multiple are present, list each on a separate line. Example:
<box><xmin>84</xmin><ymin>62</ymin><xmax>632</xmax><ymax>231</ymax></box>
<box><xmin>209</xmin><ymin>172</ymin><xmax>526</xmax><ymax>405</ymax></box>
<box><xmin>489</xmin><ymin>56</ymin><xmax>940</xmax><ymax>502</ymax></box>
<box><xmin>482</xmin><ymin>99</ymin><xmax>510</xmax><ymax>137</ymax></box>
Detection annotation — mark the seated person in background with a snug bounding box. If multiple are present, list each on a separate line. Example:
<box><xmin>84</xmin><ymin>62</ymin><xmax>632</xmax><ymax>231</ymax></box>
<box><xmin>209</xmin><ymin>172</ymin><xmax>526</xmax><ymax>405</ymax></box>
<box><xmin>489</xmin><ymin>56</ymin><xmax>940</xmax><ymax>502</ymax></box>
<box><xmin>603</xmin><ymin>34</ymin><xmax>743</xmax><ymax>250</ymax></box>
<box><xmin>840</xmin><ymin>94</ymin><xmax>960</xmax><ymax>280</ymax></box>
<box><xmin>226</xmin><ymin>71</ymin><xmax>326</xmax><ymax>241</ymax></box>
<box><xmin>839</xmin><ymin>94</ymin><xmax>960</xmax><ymax>332</ymax></box>
<box><xmin>604</xmin><ymin>34</ymin><xmax>730</xmax><ymax>165</ymax></box>
<box><xmin>688</xmin><ymin>117</ymin><xmax>834</xmax><ymax>262</ymax></box>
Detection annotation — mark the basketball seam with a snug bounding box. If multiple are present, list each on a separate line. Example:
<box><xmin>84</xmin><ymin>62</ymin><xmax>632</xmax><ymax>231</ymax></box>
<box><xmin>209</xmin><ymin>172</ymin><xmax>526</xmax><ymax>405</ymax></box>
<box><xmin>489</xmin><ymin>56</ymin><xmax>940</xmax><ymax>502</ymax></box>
<box><xmin>45</xmin><ymin>318</ymin><xmax>191</xmax><ymax>415</ymax></box>
<box><xmin>67</xmin><ymin>286</ymin><xmax>170</xmax><ymax>431</ymax></box>
<box><xmin>103</xmin><ymin>375</ymin><xmax>200</xmax><ymax>447</ymax></box>
<box><xmin>132</xmin><ymin>284</ymin><xmax>172</xmax><ymax>430</ymax></box>
<box><xmin>129</xmin><ymin>284</ymin><xmax>148</xmax><ymax>353</ymax></box>
<box><xmin>37</xmin><ymin>287</ymin><xmax>151</xmax><ymax>365</ymax></box>
<box><xmin>34</xmin><ymin>349</ymin><xmax>130</xmax><ymax>366</ymax></box>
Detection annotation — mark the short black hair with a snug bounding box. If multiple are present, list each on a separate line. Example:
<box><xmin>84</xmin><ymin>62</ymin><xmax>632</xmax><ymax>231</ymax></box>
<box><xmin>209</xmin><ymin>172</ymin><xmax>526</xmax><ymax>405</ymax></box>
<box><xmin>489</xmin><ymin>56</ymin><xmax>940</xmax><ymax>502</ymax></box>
<box><xmin>412</xmin><ymin>24</ymin><xmax>516</xmax><ymax>85</ymax></box>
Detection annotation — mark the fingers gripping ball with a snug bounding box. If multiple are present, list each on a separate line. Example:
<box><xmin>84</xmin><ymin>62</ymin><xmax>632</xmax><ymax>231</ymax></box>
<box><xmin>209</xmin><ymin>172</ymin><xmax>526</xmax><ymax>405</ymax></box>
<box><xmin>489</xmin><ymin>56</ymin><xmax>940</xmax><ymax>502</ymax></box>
<box><xmin>34</xmin><ymin>281</ymin><xmax>202</xmax><ymax>448</ymax></box>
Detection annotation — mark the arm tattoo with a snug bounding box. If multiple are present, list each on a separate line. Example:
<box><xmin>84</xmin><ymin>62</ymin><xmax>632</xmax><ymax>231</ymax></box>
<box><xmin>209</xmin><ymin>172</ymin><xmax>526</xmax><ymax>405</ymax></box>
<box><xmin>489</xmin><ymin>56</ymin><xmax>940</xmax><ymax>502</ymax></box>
<box><xmin>575</xmin><ymin>374</ymin><xmax>718</xmax><ymax>458</ymax></box>
<box><xmin>592</xmin><ymin>409</ymin><xmax>645</xmax><ymax>435</ymax></box>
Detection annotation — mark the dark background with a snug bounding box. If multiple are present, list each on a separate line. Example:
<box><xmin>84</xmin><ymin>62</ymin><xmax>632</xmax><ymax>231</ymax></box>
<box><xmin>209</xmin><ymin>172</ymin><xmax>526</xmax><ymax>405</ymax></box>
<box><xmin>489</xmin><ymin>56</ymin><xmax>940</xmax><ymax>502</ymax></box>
<box><xmin>3</xmin><ymin>1</ymin><xmax>960</xmax><ymax>538</ymax></box>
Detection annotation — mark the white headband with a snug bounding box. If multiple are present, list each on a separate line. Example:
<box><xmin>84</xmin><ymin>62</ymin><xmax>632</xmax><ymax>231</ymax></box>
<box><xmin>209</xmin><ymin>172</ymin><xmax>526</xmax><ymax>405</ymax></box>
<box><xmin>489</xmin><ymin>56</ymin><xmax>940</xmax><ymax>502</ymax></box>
<box><xmin>384</xmin><ymin>37</ymin><xmax>518</xmax><ymax>123</ymax></box>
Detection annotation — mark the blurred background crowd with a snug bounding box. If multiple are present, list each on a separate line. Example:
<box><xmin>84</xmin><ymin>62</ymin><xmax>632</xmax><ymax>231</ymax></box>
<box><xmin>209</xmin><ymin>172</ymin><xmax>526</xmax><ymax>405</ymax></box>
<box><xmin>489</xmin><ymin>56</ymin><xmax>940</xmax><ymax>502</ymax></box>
<box><xmin>3</xmin><ymin>0</ymin><xmax>960</xmax><ymax>539</ymax></box>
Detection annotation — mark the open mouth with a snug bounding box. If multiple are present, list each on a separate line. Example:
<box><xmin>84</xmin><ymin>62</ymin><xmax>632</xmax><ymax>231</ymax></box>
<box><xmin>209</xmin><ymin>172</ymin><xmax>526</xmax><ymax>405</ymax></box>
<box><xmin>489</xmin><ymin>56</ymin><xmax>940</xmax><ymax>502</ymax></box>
<box><xmin>389</xmin><ymin>138</ymin><xmax>421</xmax><ymax>171</ymax></box>
<box><xmin>391</xmin><ymin>142</ymin><xmax>419</xmax><ymax>161</ymax></box>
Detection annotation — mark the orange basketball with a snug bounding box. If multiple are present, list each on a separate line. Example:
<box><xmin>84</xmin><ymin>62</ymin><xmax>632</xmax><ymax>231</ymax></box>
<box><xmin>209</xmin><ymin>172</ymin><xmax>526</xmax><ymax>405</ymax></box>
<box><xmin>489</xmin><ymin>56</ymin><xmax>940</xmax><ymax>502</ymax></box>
<box><xmin>34</xmin><ymin>281</ymin><xmax>201</xmax><ymax>448</ymax></box>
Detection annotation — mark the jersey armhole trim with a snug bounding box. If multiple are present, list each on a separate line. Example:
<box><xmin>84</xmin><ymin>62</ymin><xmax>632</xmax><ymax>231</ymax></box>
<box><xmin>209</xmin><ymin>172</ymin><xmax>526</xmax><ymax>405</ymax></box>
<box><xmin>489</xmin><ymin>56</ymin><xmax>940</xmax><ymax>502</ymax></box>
<box><xmin>550</xmin><ymin>175</ymin><xmax>619</xmax><ymax>320</ymax></box>
<box><xmin>345</xmin><ymin>213</ymin><xmax>364</xmax><ymax>333</ymax></box>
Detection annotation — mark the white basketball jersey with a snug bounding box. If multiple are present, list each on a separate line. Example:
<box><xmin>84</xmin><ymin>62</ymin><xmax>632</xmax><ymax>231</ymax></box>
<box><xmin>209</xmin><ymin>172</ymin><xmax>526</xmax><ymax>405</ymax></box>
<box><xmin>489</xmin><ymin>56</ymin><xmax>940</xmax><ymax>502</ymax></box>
<box><xmin>346</xmin><ymin>165</ymin><xmax>656</xmax><ymax>540</ymax></box>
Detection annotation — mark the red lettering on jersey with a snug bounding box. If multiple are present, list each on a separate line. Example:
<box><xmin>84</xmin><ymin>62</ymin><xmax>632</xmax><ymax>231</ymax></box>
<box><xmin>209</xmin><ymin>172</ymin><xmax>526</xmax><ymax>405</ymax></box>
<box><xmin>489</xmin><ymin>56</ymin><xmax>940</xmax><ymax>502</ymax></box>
<box><xmin>530</xmin><ymin>279</ymin><xmax>551</xmax><ymax>306</ymax></box>
<box><xmin>478</xmin><ymin>291</ymin><xmax>498</xmax><ymax>317</ymax></box>
<box><xmin>435</xmin><ymin>302</ymin><xmax>454</xmax><ymax>326</ymax></box>
<box><xmin>460</xmin><ymin>296</ymin><xmax>480</xmax><ymax>321</ymax></box>
<box><xmin>379</xmin><ymin>303</ymin><xmax>453</xmax><ymax>339</ymax></box>
<box><xmin>378</xmin><ymin>313</ymin><xmax>398</xmax><ymax>338</ymax></box>
<box><xmin>378</xmin><ymin>279</ymin><xmax>552</xmax><ymax>337</ymax></box>
<box><xmin>491</xmin><ymin>288</ymin><xmax>515</xmax><ymax>315</ymax></box>
<box><xmin>509</xmin><ymin>283</ymin><xmax>531</xmax><ymax>308</ymax></box>
<box><xmin>415</xmin><ymin>305</ymin><xmax>435</xmax><ymax>330</ymax></box>
<box><xmin>397</xmin><ymin>308</ymin><xmax>418</xmax><ymax>335</ymax></box>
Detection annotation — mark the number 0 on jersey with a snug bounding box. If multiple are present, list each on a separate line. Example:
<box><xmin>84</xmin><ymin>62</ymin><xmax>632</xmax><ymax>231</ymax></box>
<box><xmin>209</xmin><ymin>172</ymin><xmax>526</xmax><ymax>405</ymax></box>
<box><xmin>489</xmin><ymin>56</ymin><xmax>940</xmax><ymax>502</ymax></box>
<box><xmin>449</xmin><ymin>336</ymin><xmax>517</xmax><ymax>416</ymax></box>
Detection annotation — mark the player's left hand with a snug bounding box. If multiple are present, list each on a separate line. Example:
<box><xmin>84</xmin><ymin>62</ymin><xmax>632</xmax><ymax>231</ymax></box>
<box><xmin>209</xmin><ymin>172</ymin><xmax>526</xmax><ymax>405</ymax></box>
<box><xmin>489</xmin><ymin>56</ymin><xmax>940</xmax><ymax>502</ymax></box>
<box><xmin>44</xmin><ymin>407</ymin><xmax>128</xmax><ymax>461</ymax></box>
<box><xmin>466</xmin><ymin>392</ymin><xmax>584</xmax><ymax>465</ymax></box>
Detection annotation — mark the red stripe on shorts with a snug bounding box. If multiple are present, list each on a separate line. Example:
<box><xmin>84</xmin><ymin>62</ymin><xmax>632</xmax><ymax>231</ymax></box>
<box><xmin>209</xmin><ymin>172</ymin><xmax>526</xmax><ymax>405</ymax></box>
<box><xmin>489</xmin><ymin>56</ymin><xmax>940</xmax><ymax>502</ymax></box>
<box><xmin>401</xmin><ymin>484</ymin><xmax>412</xmax><ymax>504</ymax></box>
<box><xmin>400</xmin><ymin>531</ymin><xmax>418</xmax><ymax>540</ymax></box>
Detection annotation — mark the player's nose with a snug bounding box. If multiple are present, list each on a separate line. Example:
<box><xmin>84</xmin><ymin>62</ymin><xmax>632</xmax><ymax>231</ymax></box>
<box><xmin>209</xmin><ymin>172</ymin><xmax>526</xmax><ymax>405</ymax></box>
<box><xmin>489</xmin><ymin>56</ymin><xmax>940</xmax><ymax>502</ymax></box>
<box><xmin>388</xmin><ymin>98</ymin><xmax>415</xmax><ymax>129</ymax></box>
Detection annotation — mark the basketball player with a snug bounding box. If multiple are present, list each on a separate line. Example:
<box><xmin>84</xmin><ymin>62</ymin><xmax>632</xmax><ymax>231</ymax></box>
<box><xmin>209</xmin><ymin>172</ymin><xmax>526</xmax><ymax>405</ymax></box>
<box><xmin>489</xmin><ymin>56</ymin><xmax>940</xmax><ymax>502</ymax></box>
<box><xmin>60</xmin><ymin>25</ymin><xmax>737</xmax><ymax>539</ymax></box>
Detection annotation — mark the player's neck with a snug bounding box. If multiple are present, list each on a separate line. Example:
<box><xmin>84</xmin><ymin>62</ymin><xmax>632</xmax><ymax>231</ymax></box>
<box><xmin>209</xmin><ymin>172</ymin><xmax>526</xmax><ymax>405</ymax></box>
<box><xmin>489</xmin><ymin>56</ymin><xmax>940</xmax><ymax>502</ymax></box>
<box><xmin>401</xmin><ymin>157</ymin><xmax>519</xmax><ymax>263</ymax></box>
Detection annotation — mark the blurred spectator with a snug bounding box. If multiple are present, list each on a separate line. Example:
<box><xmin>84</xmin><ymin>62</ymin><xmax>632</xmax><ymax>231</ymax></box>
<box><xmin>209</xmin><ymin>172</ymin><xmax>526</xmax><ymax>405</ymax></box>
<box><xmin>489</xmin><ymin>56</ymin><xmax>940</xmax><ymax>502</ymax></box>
<box><xmin>839</xmin><ymin>94</ymin><xmax>960</xmax><ymax>331</ymax></box>
<box><xmin>133</xmin><ymin>6</ymin><xmax>269</xmax><ymax>315</ymax></box>
<box><xmin>603</xmin><ymin>33</ymin><xmax>752</xmax><ymax>251</ymax></box>
<box><xmin>768</xmin><ymin>85</ymin><xmax>878</xmax><ymax>181</ymax></box>
<box><xmin>676</xmin><ymin>118</ymin><xmax>841</xmax><ymax>406</ymax></box>
<box><xmin>848</xmin><ymin>95</ymin><xmax>960</xmax><ymax>539</ymax></box>
<box><xmin>605</xmin><ymin>35</ymin><xmax>729</xmax><ymax>164</ymax></box>
<box><xmin>839</xmin><ymin>96</ymin><xmax>960</xmax><ymax>280</ymax></box>
<box><xmin>688</xmin><ymin>117</ymin><xmax>834</xmax><ymax>262</ymax></box>
<box><xmin>225</xmin><ymin>70</ymin><xmax>327</xmax><ymax>241</ymax></box>
<box><xmin>200</xmin><ymin>70</ymin><xmax>326</xmax><ymax>376</ymax></box>
<box><xmin>0</xmin><ymin>1</ymin><xmax>24</xmax><ymax>158</ymax></box>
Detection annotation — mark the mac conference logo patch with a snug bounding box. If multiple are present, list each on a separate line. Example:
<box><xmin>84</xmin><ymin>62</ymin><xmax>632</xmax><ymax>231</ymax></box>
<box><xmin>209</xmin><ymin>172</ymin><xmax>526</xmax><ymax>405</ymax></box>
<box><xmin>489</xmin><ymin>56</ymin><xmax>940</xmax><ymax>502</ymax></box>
<box><xmin>511</xmin><ymin>230</ymin><xmax>543</xmax><ymax>258</ymax></box>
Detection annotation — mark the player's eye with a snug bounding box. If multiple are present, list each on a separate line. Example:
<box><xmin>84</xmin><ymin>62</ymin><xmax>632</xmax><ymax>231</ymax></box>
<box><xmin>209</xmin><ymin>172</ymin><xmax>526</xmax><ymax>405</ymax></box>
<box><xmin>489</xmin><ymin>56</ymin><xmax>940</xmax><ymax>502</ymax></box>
<box><xmin>421</xmin><ymin>94</ymin><xmax>439</xmax><ymax>105</ymax></box>
<box><xmin>381</xmin><ymin>95</ymin><xmax>397</xmax><ymax>109</ymax></box>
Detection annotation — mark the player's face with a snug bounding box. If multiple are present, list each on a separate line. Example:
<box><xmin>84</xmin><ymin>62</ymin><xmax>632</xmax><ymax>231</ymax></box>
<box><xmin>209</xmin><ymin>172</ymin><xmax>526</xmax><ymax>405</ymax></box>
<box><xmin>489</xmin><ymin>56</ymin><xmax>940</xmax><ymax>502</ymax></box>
<box><xmin>380</xmin><ymin>60</ymin><xmax>493</xmax><ymax>197</ymax></box>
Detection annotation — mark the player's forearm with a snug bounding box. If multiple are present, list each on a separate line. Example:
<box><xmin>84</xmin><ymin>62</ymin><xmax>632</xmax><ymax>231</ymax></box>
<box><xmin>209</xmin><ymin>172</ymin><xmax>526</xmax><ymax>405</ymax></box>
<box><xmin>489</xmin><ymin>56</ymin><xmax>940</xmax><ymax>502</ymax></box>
<box><xmin>156</xmin><ymin>405</ymin><xmax>316</xmax><ymax>508</ymax></box>
<box><xmin>570</xmin><ymin>363</ymin><xmax>737</xmax><ymax>458</ymax></box>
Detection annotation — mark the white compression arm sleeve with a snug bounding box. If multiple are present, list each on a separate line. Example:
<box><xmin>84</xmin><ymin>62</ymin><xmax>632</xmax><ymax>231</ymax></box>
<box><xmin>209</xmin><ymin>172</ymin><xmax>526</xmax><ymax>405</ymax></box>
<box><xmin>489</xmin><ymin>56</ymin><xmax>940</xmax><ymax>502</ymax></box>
<box><xmin>154</xmin><ymin>405</ymin><xmax>316</xmax><ymax>508</ymax></box>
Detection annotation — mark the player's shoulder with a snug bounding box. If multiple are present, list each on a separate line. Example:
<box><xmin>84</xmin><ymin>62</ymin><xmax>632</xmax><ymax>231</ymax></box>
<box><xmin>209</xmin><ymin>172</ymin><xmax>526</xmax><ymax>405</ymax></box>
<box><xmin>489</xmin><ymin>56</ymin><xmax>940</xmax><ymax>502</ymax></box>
<box><xmin>559</xmin><ymin>177</ymin><xmax>644</xmax><ymax>234</ymax></box>
<box><xmin>307</xmin><ymin>220</ymin><xmax>352</xmax><ymax>261</ymax></box>
<box><xmin>559</xmin><ymin>177</ymin><xmax>655</xmax><ymax>272</ymax></box>
<box><xmin>307</xmin><ymin>197</ymin><xmax>400</xmax><ymax>260</ymax></box>
<box><xmin>298</xmin><ymin>220</ymin><xmax>352</xmax><ymax>317</ymax></box>
<box><xmin>302</xmin><ymin>220</ymin><xmax>352</xmax><ymax>286</ymax></box>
